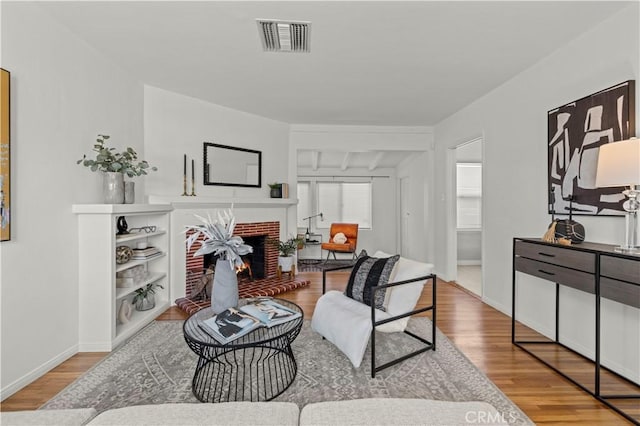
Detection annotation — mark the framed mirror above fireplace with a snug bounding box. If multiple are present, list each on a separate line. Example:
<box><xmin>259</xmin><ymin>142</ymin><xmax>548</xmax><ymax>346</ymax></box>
<box><xmin>203</xmin><ymin>142</ymin><xmax>262</xmax><ymax>187</ymax></box>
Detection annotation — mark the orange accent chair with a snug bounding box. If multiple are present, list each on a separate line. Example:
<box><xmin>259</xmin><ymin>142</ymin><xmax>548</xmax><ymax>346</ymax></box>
<box><xmin>321</xmin><ymin>223</ymin><xmax>359</xmax><ymax>260</ymax></box>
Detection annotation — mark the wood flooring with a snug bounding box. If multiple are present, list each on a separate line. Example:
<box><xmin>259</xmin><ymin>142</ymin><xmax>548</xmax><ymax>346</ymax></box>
<box><xmin>1</xmin><ymin>271</ymin><xmax>637</xmax><ymax>424</ymax></box>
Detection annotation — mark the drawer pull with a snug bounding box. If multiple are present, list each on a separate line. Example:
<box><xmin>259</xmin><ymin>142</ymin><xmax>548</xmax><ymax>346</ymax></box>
<box><xmin>538</xmin><ymin>269</ymin><xmax>556</xmax><ymax>276</ymax></box>
<box><xmin>538</xmin><ymin>252</ymin><xmax>556</xmax><ymax>258</ymax></box>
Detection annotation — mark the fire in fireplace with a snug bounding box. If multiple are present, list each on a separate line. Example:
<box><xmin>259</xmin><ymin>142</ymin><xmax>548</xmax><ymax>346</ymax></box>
<box><xmin>202</xmin><ymin>235</ymin><xmax>266</xmax><ymax>280</ymax></box>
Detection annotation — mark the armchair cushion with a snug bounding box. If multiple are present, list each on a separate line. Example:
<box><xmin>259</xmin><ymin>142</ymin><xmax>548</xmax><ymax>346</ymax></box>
<box><xmin>311</xmin><ymin>290</ymin><xmax>393</xmax><ymax>368</ymax></box>
<box><xmin>345</xmin><ymin>253</ymin><xmax>399</xmax><ymax>310</ymax></box>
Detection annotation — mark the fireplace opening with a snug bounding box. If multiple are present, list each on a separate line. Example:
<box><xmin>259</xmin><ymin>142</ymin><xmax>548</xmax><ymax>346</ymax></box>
<box><xmin>202</xmin><ymin>235</ymin><xmax>267</xmax><ymax>281</ymax></box>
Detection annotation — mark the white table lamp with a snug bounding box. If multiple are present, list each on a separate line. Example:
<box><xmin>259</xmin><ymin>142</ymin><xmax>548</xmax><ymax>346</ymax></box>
<box><xmin>596</xmin><ymin>138</ymin><xmax>640</xmax><ymax>253</ymax></box>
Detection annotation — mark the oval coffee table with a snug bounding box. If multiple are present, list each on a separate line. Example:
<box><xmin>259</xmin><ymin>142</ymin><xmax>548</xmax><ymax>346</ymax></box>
<box><xmin>183</xmin><ymin>298</ymin><xmax>303</xmax><ymax>403</ymax></box>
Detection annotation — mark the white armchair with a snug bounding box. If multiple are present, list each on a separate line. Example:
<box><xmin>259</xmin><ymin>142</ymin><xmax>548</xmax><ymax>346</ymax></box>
<box><xmin>311</xmin><ymin>251</ymin><xmax>436</xmax><ymax>377</ymax></box>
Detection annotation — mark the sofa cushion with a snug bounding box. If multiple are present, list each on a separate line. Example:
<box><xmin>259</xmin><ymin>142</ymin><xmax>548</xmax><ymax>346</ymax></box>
<box><xmin>299</xmin><ymin>398</ymin><xmax>508</xmax><ymax>425</ymax></box>
<box><xmin>88</xmin><ymin>402</ymin><xmax>299</xmax><ymax>425</ymax></box>
<box><xmin>344</xmin><ymin>253</ymin><xmax>399</xmax><ymax>310</ymax></box>
<box><xmin>0</xmin><ymin>408</ymin><xmax>97</xmax><ymax>425</ymax></box>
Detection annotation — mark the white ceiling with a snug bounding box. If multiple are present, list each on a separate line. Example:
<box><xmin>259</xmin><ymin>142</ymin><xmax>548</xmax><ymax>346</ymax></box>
<box><xmin>35</xmin><ymin>1</ymin><xmax>632</xmax><ymax>170</ymax></box>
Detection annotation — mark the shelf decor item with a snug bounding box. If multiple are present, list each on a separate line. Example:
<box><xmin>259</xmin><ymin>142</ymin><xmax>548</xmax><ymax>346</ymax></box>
<box><xmin>115</xmin><ymin>245</ymin><xmax>133</xmax><ymax>264</ymax></box>
<box><xmin>133</xmin><ymin>283</ymin><xmax>164</xmax><ymax>311</ymax></box>
<box><xmin>77</xmin><ymin>134</ymin><xmax>157</xmax><ymax>204</ymax></box>
<box><xmin>185</xmin><ymin>209</ymin><xmax>253</xmax><ymax>314</ymax></box>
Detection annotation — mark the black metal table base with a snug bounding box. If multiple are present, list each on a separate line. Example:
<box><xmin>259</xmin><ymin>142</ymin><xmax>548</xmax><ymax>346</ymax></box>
<box><xmin>190</xmin><ymin>339</ymin><xmax>297</xmax><ymax>403</ymax></box>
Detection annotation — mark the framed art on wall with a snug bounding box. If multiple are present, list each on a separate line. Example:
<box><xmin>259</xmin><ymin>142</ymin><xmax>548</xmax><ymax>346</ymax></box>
<box><xmin>547</xmin><ymin>80</ymin><xmax>635</xmax><ymax>216</ymax></box>
<box><xmin>0</xmin><ymin>68</ymin><xmax>10</xmax><ymax>241</ymax></box>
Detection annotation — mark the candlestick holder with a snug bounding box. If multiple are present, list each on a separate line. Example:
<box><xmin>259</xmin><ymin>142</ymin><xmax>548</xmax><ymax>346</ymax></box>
<box><xmin>182</xmin><ymin>175</ymin><xmax>188</xmax><ymax>196</ymax></box>
<box><xmin>190</xmin><ymin>177</ymin><xmax>196</xmax><ymax>196</ymax></box>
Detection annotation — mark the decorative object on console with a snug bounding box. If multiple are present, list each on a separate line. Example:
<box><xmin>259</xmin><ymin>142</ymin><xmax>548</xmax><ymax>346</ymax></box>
<box><xmin>115</xmin><ymin>245</ymin><xmax>133</xmax><ymax>264</ymax></box>
<box><xmin>548</xmin><ymin>80</ymin><xmax>635</xmax><ymax>216</ymax></box>
<box><xmin>0</xmin><ymin>68</ymin><xmax>11</xmax><ymax>242</ymax></box>
<box><xmin>546</xmin><ymin>189</ymin><xmax>585</xmax><ymax>244</ymax></box>
<box><xmin>133</xmin><ymin>283</ymin><xmax>164</xmax><ymax>311</ymax></box>
<box><xmin>77</xmin><ymin>134</ymin><xmax>157</xmax><ymax>204</ymax></box>
<box><xmin>596</xmin><ymin>137</ymin><xmax>640</xmax><ymax>253</ymax></box>
<box><xmin>185</xmin><ymin>209</ymin><xmax>253</xmax><ymax>314</ymax></box>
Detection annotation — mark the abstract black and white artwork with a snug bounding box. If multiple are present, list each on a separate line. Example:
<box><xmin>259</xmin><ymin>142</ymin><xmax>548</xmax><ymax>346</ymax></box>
<box><xmin>548</xmin><ymin>80</ymin><xmax>635</xmax><ymax>216</ymax></box>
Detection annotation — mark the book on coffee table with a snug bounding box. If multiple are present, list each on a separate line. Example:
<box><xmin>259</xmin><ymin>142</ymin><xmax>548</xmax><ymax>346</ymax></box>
<box><xmin>199</xmin><ymin>300</ymin><xmax>301</xmax><ymax>344</ymax></box>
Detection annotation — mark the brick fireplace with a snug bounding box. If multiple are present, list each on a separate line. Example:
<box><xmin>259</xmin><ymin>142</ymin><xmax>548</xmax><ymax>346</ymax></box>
<box><xmin>176</xmin><ymin>220</ymin><xmax>309</xmax><ymax>315</ymax></box>
<box><xmin>185</xmin><ymin>221</ymin><xmax>279</xmax><ymax>294</ymax></box>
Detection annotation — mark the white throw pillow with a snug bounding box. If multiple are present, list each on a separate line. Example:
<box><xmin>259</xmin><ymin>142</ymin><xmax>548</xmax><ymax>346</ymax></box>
<box><xmin>333</xmin><ymin>232</ymin><xmax>347</xmax><ymax>244</ymax></box>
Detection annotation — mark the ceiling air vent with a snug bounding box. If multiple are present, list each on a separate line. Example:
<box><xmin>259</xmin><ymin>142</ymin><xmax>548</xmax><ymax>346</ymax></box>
<box><xmin>257</xmin><ymin>20</ymin><xmax>310</xmax><ymax>53</ymax></box>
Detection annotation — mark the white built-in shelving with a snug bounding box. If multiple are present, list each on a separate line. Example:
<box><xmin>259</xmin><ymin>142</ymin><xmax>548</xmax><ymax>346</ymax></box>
<box><xmin>74</xmin><ymin>204</ymin><xmax>173</xmax><ymax>351</ymax></box>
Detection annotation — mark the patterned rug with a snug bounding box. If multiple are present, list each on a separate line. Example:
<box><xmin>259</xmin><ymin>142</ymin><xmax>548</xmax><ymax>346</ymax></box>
<box><xmin>41</xmin><ymin>320</ymin><xmax>533</xmax><ymax>425</ymax></box>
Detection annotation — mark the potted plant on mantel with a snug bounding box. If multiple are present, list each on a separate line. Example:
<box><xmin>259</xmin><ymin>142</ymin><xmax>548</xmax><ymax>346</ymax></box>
<box><xmin>268</xmin><ymin>236</ymin><xmax>304</xmax><ymax>273</ymax></box>
<box><xmin>77</xmin><ymin>134</ymin><xmax>157</xmax><ymax>204</ymax></box>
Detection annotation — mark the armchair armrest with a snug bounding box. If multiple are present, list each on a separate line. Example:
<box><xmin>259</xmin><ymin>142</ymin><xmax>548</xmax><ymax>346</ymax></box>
<box><xmin>369</xmin><ymin>273</ymin><xmax>437</xmax><ymax>376</ymax></box>
<box><xmin>371</xmin><ymin>274</ymin><xmax>436</xmax><ymax>327</ymax></box>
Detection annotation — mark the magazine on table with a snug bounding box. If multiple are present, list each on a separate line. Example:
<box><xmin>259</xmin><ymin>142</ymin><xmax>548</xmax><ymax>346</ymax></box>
<box><xmin>199</xmin><ymin>300</ymin><xmax>301</xmax><ymax>344</ymax></box>
<box><xmin>239</xmin><ymin>299</ymin><xmax>302</xmax><ymax>328</ymax></box>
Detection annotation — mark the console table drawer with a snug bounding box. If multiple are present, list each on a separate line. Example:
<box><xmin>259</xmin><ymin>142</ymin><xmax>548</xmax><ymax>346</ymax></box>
<box><xmin>515</xmin><ymin>257</ymin><xmax>596</xmax><ymax>294</ymax></box>
<box><xmin>515</xmin><ymin>240</ymin><xmax>595</xmax><ymax>273</ymax></box>
<box><xmin>600</xmin><ymin>255</ymin><xmax>640</xmax><ymax>285</ymax></box>
<box><xmin>600</xmin><ymin>277</ymin><xmax>640</xmax><ymax>309</ymax></box>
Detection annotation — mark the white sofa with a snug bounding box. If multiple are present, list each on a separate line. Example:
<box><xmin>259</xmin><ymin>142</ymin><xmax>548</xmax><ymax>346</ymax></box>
<box><xmin>0</xmin><ymin>398</ymin><xmax>509</xmax><ymax>425</ymax></box>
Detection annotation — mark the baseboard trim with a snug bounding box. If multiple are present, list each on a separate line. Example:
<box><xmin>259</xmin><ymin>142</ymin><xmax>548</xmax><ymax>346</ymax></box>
<box><xmin>0</xmin><ymin>344</ymin><xmax>78</xmax><ymax>401</ymax></box>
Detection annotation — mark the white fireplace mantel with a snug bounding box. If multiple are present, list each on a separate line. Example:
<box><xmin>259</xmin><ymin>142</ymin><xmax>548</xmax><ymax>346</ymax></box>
<box><xmin>147</xmin><ymin>195</ymin><xmax>297</xmax><ymax>209</ymax></box>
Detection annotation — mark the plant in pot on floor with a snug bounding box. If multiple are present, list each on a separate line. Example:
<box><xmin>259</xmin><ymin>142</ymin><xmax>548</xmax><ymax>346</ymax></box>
<box><xmin>268</xmin><ymin>236</ymin><xmax>304</xmax><ymax>274</ymax></box>
<box><xmin>77</xmin><ymin>134</ymin><xmax>157</xmax><ymax>204</ymax></box>
<box><xmin>133</xmin><ymin>283</ymin><xmax>164</xmax><ymax>311</ymax></box>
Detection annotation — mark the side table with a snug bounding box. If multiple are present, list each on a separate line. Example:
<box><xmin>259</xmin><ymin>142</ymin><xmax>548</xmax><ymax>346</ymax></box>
<box><xmin>183</xmin><ymin>298</ymin><xmax>303</xmax><ymax>403</ymax></box>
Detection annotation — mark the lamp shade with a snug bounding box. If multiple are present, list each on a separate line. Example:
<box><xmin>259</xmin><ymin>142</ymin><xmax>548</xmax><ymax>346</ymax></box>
<box><xmin>595</xmin><ymin>138</ymin><xmax>640</xmax><ymax>187</ymax></box>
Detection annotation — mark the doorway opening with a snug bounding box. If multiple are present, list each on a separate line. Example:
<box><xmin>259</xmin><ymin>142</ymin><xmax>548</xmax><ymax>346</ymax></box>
<box><xmin>454</xmin><ymin>138</ymin><xmax>483</xmax><ymax>296</ymax></box>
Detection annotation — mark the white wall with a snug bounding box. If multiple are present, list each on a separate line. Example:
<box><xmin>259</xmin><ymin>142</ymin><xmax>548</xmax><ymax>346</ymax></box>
<box><xmin>433</xmin><ymin>4</ymin><xmax>639</xmax><ymax>381</ymax></box>
<box><xmin>0</xmin><ymin>3</ymin><xmax>144</xmax><ymax>398</ymax></box>
<box><xmin>143</xmin><ymin>86</ymin><xmax>290</xmax><ymax>202</ymax></box>
<box><xmin>291</xmin><ymin>126</ymin><xmax>434</xmax><ymax>260</ymax></box>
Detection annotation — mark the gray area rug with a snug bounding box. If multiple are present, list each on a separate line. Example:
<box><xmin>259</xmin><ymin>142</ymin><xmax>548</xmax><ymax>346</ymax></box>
<box><xmin>42</xmin><ymin>320</ymin><xmax>532</xmax><ymax>425</ymax></box>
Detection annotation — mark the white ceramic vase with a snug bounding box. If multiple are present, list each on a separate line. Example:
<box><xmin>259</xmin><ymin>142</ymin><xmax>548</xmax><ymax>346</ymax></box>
<box><xmin>211</xmin><ymin>259</ymin><xmax>239</xmax><ymax>314</ymax></box>
<box><xmin>103</xmin><ymin>172</ymin><xmax>124</xmax><ymax>204</ymax></box>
